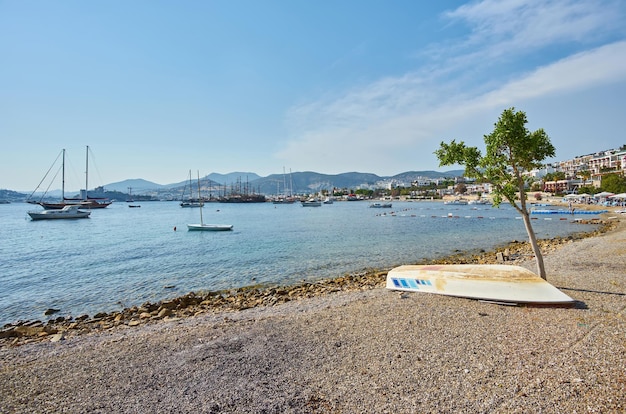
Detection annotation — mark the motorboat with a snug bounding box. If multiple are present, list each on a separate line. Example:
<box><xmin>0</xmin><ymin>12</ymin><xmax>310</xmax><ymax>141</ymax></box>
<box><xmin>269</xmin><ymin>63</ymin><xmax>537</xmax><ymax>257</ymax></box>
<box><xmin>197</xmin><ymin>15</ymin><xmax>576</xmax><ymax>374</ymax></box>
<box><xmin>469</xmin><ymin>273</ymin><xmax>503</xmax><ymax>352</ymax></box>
<box><xmin>444</xmin><ymin>198</ymin><xmax>468</xmax><ymax>205</ymax></box>
<box><xmin>301</xmin><ymin>198</ymin><xmax>322</xmax><ymax>207</ymax></box>
<box><xmin>180</xmin><ymin>201</ymin><xmax>204</xmax><ymax>208</ymax></box>
<box><xmin>28</xmin><ymin>205</ymin><xmax>91</xmax><ymax>220</ymax></box>
<box><xmin>468</xmin><ymin>198</ymin><xmax>491</xmax><ymax>205</ymax></box>
<box><xmin>369</xmin><ymin>202</ymin><xmax>392</xmax><ymax>208</ymax></box>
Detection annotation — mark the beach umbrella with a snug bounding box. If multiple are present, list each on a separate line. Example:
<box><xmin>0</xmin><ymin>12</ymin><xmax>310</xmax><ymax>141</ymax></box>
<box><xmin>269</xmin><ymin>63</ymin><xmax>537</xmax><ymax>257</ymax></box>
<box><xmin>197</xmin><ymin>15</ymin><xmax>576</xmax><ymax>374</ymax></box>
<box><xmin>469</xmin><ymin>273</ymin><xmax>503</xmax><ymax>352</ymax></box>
<box><xmin>564</xmin><ymin>194</ymin><xmax>580</xmax><ymax>198</ymax></box>
<box><xmin>610</xmin><ymin>193</ymin><xmax>626</xmax><ymax>199</ymax></box>
<box><xmin>594</xmin><ymin>191</ymin><xmax>614</xmax><ymax>198</ymax></box>
<box><xmin>578</xmin><ymin>193</ymin><xmax>591</xmax><ymax>197</ymax></box>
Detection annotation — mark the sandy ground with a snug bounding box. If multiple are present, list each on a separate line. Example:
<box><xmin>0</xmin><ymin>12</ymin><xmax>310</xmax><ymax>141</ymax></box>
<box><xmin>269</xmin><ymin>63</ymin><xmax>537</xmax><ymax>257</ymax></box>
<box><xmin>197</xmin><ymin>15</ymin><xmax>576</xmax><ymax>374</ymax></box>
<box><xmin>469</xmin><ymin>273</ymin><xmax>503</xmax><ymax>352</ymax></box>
<box><xmin>1</xmin><ymin>216</ymin><xmax>625</xmax><ymax>413</ymax></box>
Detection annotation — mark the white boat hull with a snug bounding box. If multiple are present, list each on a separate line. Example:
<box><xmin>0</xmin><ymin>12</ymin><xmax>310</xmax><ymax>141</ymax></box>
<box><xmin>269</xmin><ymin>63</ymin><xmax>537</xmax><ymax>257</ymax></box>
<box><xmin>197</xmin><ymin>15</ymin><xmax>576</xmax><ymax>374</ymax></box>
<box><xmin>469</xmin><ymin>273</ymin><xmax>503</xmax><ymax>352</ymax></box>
<box><xmin>187</xmin><ymin>223</ymin><xmax>233</xmax><ymax>231</ymax></box>
<box><xmin>28</xmin><ymin>205</ymin><xmax>91</xmax><ymax>220</ymax></box>
<box><xmin>386</xmin><ymin>264</ymin><xmax>574</xmax><ymax>305</ymax></box>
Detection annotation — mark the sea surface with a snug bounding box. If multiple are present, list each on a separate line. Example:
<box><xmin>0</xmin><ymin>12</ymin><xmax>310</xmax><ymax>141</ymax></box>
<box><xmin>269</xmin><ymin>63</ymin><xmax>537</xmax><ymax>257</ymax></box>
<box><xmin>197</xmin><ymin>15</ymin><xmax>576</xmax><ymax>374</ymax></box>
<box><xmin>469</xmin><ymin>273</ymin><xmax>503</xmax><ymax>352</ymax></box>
<box><xmin>0</xmin><ymin>200</ymin><xmax>599</xmax><ymax>325</ymax></box>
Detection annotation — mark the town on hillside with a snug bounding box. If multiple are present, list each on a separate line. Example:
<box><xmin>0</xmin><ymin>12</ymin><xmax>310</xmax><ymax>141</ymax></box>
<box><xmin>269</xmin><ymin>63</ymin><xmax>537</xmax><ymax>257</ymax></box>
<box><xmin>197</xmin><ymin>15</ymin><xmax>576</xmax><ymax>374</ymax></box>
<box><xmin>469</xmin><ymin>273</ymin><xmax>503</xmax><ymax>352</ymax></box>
<box><xmin>1</xmin><ymin>146</ymin><xmax>625</xmax><ymax>204</ymax></box>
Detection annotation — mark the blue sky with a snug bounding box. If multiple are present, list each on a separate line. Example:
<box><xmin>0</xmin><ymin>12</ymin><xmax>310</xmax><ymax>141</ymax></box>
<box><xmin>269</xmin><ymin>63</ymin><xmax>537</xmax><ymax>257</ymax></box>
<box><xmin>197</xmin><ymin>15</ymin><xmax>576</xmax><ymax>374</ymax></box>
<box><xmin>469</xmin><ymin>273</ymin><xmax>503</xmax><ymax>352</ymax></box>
<box><xmin>2</xmin><ymin>0</ymin><xmax>626</xmax><ymax>191</ymax></box>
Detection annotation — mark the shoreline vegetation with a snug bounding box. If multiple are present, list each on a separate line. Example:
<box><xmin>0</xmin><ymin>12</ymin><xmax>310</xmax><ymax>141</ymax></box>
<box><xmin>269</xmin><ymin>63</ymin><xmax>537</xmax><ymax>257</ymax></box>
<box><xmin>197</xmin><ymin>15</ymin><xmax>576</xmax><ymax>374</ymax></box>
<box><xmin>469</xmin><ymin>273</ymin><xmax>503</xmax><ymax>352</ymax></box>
<box><xmin>1</xmin><ymin>202</ymin><xmax>620</xmax><ymax>347</ymax></box>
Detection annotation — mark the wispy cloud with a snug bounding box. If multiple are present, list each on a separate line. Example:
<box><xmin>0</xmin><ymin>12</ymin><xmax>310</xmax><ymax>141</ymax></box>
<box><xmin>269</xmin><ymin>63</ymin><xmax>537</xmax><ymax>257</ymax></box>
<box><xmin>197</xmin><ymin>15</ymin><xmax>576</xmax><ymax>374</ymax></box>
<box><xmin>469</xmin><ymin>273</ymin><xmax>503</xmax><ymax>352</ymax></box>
<box><xmin>443</xmin><ymin>0</ymin><xmax>623</xmax><ymax>59</ymax></box>
<box><xmin>278</xmin><ymin>0</ymin><xmax>626</xmax><ymax>173</ymax></box>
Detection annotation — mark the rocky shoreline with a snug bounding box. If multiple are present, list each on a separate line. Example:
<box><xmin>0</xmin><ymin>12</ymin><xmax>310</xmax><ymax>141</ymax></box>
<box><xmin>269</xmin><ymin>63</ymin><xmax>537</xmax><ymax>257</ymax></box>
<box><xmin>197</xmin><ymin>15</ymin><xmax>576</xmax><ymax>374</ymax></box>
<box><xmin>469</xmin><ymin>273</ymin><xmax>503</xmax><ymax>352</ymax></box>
<box><xmin>1</xmin><ymin>216</ymin><xmax>616</xmax><ymax>347</ymax></box>
<box><xmin>1</xmin><ymin>211</ymin><xmax>624</xmax><ymax>413</ymax></box>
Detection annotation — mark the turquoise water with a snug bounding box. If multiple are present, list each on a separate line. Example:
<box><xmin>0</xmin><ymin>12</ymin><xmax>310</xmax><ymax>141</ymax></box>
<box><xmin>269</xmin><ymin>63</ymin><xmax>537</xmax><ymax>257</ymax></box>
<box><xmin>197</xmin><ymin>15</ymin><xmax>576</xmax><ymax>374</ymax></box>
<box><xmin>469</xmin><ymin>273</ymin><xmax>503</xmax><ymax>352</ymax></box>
<box><xmin>0</xmin><ymin>201</ymin><xmax>597</xmax><ymax>325</ymax></box>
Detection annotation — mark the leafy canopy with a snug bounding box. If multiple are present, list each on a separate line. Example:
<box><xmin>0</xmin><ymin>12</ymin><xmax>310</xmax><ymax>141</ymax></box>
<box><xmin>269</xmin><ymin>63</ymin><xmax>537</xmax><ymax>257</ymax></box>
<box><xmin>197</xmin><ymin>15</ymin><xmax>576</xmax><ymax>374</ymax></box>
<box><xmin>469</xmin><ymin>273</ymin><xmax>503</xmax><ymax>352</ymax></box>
<box><xmin>601</xmin><ymin>173</ymin><xmax>626</xmax><ymax>194</ymax></box>
<box><xmin>435</xmin><ymin>108</ymin><xmax>555</xmax><ymax>210</ymax></box>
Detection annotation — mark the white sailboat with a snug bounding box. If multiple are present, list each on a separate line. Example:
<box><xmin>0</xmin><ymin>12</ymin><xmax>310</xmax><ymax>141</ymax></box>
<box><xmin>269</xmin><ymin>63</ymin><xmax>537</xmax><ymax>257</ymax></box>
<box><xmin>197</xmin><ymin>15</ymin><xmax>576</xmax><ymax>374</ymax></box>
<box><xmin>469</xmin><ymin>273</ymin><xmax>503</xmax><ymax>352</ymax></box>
<box><xmin>187</xmin><ymin>171</ymin><xmax>233</xmax><ymax>231</ymax></box>
<box><xmin>27</xmin><ymin>146</ymin><xmax>111</xmax><ymax>209</ymax></box>
<box><xmin>180</xmin><ymin>170</ymin><xmax>204</xmax><ymax>207</ymax></box>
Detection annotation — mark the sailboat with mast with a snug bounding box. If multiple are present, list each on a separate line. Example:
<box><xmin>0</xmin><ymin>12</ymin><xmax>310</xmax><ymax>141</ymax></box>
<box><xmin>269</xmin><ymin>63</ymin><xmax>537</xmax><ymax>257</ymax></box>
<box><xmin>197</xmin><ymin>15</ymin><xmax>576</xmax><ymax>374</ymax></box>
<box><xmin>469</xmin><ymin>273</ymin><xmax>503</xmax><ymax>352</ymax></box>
<box><xmin>180</xmin><ymin>170</ymin><xmax>204</xmax><ymax>208</ymax></box>
<box><xmin>68</xmin><ymin>145</ymin><xmax>112</xmax><ymax>209</ymax></box>
<box><xmin>272</xmin><ymin>167</ymin><xmax>296</xmax><ymax>204</ymax></box>
<box><xmin>27</xmin><ymin>148</ymin><xmax>70</xmax><ymax>209</ymax></box>
<box><xmin>187</xmin><ymin>171</ymin><xmax>233</xmax><ymax>231</ymax></box>
<box><xmin>28</xmin><ymin>146</ymin><xmax>111</xmax><ymax>209</ymax></box>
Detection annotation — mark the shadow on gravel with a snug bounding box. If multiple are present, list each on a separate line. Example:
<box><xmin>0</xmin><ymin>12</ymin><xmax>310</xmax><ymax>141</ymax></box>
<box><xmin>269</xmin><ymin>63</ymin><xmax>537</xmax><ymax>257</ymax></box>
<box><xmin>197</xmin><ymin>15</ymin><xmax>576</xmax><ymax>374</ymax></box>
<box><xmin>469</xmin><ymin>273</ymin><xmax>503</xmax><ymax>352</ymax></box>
<box><xmin>557</xmin><ymin>286</ymin><xmax>626</xmax><ymax>297</ymax></box>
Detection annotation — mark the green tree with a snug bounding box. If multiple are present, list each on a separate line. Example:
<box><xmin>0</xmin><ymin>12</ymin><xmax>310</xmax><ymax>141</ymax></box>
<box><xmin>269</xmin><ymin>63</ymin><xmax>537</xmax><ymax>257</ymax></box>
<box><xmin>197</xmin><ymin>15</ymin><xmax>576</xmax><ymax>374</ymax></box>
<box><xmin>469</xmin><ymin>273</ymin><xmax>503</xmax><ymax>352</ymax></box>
<box><xmin>435</xmin><ymin>108</ymin><xmax>555</xmax><ymax>280</ymax></box>
<box><xmin>601</xmin><ymin>173</ymin><xmax>626</xmax><ymax>194</ymax></box>
<box><xmin>544</xmin><ymin>171</ymin><xmax>565</xmax><ymax>181</ymax></box>
<box><xmin>454</xmin><ymin>183</ymin><xmax>467</xmax><ymax>194</ymax></box>
<box><xmin>577</xmin><ymin>185</ymin><xmax>597</xmax><ymax>195</ymax></box>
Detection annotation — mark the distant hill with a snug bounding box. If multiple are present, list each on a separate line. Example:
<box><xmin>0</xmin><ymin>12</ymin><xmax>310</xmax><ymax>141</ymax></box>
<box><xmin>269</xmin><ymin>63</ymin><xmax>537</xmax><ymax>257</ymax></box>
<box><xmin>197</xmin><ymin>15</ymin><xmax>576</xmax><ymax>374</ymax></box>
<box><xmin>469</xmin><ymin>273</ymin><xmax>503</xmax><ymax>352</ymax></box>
<box><xmin>391</xmin><ymin>170</ymin><xmax>465</xmax><ymax>180</ymax></box>
<box><xmin>249</xmin><ymin>170</ymin><xmax>465</xmax><ymax>195</ymax></box>
<box><xmin>207</xmin><ymin>172</ymin><xmax>261</xmax><ymax>185</ymax></box>
<box><xmin>104</xmin><ymin>179</ymin><xmax>168</xmax><ymax>193</ymax></box>
<box><xmin>106</xmin><ymin>172</ymin><xmax>263</xmax><ymax>193</ymax></box>
<box><xmin>0</xmin><ymin>189</ymin><xmax>28</xmax><ymax>202</ymax></box>
<box><xmin>102</xmin><ymin>170</ymin><xmax>465</xmax><ymax>196</ymax></box>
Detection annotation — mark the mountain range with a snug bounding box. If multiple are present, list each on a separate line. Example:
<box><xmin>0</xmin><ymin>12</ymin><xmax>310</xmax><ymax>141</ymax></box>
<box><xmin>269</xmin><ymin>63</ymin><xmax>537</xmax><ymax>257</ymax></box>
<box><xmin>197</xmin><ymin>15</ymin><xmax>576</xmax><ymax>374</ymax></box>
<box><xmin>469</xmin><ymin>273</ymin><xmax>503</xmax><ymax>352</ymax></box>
<box><xmin>1</xmin><ymin>170</ymin><xmax>464</xmax><ymax>202</ymax></box>
<box><xmin>105</xmin><ymin>170</ymin><xmax>465</xmax><ymax>195</ymax></box>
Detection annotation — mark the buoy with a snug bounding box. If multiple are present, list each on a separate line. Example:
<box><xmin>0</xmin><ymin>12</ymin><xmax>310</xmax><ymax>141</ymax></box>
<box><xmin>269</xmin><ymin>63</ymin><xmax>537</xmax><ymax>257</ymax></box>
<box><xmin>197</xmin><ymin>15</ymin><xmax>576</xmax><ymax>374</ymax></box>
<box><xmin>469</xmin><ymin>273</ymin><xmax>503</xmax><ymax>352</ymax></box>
<box><xmin>173</xmin><ymin>226</ymin><xmax>177</xmax><ymax>231</ymax></box>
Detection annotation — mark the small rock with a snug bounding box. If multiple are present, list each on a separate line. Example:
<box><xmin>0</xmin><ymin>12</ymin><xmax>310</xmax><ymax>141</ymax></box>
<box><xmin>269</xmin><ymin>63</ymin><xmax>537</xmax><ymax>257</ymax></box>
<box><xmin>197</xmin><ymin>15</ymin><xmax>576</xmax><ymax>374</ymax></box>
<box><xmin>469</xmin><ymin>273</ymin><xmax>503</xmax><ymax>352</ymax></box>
<box><xmin>157</xmin><ymin>308</ymin><xmax>173</xmax><ymax>319</ymax></box>
<box><xmin>49</xmin><ymin>333</ymin><xmax>64</xmax><ymax>343</ymax></box>
<box><xmin>44</xmin><ymin>308</ymin><xmax>60</xmax><ymax>316</ymax></box>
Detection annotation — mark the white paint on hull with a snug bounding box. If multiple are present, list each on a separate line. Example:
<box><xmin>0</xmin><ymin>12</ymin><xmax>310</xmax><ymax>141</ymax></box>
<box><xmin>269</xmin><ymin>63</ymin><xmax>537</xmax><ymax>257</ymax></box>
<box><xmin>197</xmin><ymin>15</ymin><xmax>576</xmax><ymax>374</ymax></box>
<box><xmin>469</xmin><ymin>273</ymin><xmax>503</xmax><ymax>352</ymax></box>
<box><xmin>386</xmin><ymin>264</ymin><xmax>574</xmax><ymax>305</ymax></box>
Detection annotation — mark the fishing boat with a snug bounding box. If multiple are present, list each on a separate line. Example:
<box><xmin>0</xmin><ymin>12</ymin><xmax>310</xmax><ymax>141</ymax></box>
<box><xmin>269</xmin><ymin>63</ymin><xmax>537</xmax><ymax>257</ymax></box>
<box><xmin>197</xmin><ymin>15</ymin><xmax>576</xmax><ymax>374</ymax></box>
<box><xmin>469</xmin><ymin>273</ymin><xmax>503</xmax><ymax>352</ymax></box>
<box><xmin>187</xmin><ymin>171</ymin><xmax>233</xmax><ymax>231</ymax></box>
<box><xmin>28</xmin><ymin>205</ymin><xmax>91</xmax><ymax>220</ymax></box>
<box><xmin>386</xmin><ymin>264</ymin><xmax>574</xmax><ymax>305</ymax></box>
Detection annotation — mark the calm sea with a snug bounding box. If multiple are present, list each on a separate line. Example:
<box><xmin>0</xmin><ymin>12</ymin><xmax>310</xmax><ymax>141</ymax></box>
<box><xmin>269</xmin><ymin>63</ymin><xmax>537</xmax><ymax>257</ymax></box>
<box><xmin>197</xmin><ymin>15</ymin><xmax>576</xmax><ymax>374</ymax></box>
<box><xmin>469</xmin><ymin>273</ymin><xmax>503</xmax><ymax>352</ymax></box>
<box><xmin>0</xmin><ymin>200</ymin><xmax>597</xmax><ymax>325</ymax></box>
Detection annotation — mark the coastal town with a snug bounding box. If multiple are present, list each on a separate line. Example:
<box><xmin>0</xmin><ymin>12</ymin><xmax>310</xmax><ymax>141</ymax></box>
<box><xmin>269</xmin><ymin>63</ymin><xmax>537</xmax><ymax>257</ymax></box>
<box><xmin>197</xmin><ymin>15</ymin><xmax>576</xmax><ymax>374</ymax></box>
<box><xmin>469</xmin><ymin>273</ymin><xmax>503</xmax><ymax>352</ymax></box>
<box><xmin>1</xmin><ymin>146</ymin><xmax>625</xmax><ymax>205</ymax></box>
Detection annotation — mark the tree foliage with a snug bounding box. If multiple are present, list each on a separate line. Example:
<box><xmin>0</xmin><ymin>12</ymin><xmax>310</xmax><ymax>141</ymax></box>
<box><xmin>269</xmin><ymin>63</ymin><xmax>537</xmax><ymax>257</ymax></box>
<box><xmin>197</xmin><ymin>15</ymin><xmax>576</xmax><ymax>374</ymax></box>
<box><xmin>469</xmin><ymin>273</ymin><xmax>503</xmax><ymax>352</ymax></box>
<box><xmin>435</xmin><ymin>108</ymin><xmax>555</xmax><ymax>279</ymax></box>
<box><xmin>601</xmin><ymin>173</ymin><xmax>626</xmax><ymax>194</ymax></box>
<box><xmin>544</xmin><ymin>171</ymin><xmax>566</xmax><ymax>181</ymax></box>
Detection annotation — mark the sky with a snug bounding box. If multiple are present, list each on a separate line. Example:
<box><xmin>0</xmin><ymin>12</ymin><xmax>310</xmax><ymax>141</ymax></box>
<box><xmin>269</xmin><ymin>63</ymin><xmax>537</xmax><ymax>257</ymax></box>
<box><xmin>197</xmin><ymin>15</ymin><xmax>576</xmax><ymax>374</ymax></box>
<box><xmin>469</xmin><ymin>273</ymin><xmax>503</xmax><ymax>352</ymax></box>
<box><xmin>2</xmin><ymin>0</ymin><xmax>626</xmax><ymax>191</ymax></box>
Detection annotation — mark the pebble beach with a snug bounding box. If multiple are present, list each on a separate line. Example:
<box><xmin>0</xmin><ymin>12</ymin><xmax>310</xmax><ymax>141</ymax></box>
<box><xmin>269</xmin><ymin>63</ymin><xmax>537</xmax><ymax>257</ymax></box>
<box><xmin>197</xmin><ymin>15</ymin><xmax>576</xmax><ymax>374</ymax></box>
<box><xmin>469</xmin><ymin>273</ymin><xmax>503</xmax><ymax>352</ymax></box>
<box><xmin>1</xmin><ymin>212</ymin><xmax>624</xmax><ymax>413</ymax></box>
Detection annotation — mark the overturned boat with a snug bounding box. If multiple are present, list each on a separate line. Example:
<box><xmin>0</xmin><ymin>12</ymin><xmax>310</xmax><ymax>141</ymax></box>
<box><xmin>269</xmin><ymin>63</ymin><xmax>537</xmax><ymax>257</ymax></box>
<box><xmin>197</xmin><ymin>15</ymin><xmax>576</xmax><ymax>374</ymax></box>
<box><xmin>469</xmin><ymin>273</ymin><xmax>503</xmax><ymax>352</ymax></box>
<box><xmin>387</xmin><ymin>264</ymin><xmax>574</xmax><ymax>305</ymax></box>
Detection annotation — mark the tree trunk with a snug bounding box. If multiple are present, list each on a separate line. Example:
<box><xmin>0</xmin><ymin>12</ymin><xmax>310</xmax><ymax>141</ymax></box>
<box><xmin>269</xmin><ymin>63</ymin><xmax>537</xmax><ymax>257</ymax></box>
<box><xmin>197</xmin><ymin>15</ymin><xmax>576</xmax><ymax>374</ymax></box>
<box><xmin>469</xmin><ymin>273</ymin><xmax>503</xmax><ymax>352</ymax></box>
<box><xmin>520</xmin><ymin>210</ymin><xmax>547</xmax><ymax>280</ymax></box>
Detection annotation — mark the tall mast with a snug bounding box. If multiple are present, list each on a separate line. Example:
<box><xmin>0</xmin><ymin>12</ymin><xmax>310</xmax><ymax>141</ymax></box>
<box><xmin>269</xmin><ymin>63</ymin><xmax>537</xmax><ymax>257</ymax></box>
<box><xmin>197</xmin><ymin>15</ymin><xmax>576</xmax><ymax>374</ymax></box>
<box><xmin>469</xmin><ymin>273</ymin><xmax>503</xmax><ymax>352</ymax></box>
<box><xmin>197</xmin><ymin>171</ymin><xmax>204</xmax><ymax>225</ymax></box>
<box><xmin>85</xmin><ymin>145</ymin><xmax>89</xmax><ymax>200</ymax></box>
<box><xmin>62</xmin><ymin>148</ymin><xmax>66</xmax><ymax>200</ymax></box>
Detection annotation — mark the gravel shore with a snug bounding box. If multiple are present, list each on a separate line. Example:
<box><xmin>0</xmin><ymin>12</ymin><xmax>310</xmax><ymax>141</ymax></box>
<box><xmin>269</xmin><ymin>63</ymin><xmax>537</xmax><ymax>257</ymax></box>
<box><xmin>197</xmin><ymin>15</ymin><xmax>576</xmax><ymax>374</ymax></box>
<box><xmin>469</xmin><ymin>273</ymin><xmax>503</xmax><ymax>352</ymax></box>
<box><xmin>1</xmin><ymin>215</ymin><xmax>624</xmax><ymax>413</ymax></box>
